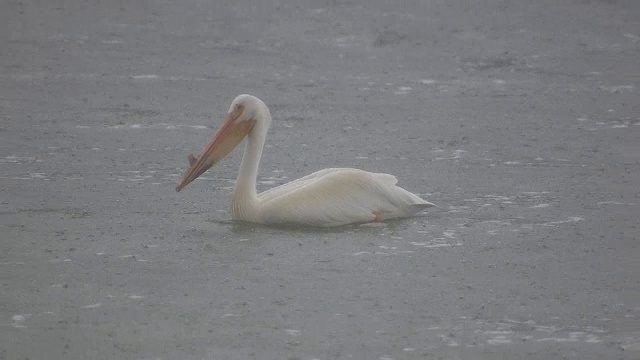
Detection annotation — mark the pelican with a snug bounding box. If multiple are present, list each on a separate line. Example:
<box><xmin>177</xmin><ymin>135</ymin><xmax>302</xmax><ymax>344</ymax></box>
<box><xmin>176</xmin><ymin>94</ymin><xmax>434</xmax><ymax>227</ymax></box>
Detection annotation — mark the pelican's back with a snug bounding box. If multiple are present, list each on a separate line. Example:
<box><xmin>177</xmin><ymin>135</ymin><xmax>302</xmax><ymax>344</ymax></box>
<box><xmin>257</xmin><ymin>168</ymin><xmax>433</xmax><ymax>227</ymax></box>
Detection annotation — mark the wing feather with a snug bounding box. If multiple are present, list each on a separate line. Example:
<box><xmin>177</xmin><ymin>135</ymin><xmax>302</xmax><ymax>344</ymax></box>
<box><xmin>258</xmin><ymin>168</ymin><xmax>351</xmax><ymax>202</ymax></box>
<box><xmin>258</xmin><ymin>168</ymin><xmax>432</xmax><ymax>226</ymax></box>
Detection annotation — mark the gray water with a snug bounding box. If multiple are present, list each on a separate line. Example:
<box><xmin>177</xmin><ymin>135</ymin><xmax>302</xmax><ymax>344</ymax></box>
<box><xmin>1</xmin><ymin>1</ymin><xmax>639</xmax><ymax>359</ymax></box>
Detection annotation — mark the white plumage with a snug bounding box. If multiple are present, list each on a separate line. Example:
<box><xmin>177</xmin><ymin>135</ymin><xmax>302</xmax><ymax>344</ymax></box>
<box><xmin>176</xmin><ymin>94</ymin><xmax>434</xmax><ymax>227</ymax></box>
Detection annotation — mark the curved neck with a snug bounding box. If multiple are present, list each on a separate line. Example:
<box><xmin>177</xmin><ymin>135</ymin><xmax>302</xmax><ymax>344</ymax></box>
<box><xmin>232</xmin><ymin>119</ymin><xmax>268</xmax><ymax>218</ymax></box>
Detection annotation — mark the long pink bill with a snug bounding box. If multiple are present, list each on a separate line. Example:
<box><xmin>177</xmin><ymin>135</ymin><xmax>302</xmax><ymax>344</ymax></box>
<box><xmin>176</xmin><ymin>105</ymin><xmax>254</xmax><ymax>192</ymax></box>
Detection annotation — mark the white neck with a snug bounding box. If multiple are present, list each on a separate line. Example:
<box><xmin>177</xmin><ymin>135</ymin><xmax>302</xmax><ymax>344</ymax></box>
<box><xmin>231</xmin><ymin>113</ymin><xmax>269</xmax><ymax>220</ymax></box>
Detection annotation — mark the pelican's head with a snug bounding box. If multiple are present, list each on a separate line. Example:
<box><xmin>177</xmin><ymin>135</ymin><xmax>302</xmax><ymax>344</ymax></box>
<box><xmin>175</xmin><ymin>94</ymin><xmax>270</xmax><ymax>192</ymax></box>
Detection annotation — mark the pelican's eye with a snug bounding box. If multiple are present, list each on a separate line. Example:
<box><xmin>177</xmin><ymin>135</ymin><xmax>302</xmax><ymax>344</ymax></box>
<box><xmin>231</xmin><ymin>103</ymin><xmax>245</xmax><ymax>123</ymax></box>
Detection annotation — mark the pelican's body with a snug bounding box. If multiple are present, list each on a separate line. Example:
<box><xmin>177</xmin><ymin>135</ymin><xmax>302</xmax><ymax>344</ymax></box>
<box><xmin>176</xmin><ymin>94</ymin><xmax>434</xmax><ymax>227</ymax></box>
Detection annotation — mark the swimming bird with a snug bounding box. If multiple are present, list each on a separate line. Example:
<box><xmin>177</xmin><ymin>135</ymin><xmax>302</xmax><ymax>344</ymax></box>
<box><xmin>176</xmin><ymin>94</ymin><xmax>434</xmax><ymax>227</ymax></box>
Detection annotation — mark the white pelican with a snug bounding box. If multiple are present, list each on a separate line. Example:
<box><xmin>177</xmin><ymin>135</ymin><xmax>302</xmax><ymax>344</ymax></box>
<box><xmin>176</xmin><ymin>94</ymin><xmax>434</xmax><ymax>227</ymax></box>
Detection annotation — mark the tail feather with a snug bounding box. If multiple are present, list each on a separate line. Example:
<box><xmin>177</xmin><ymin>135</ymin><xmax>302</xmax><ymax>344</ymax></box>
<box><xmin>407</xmin><ymin>201</ymin><xmax>436</xmax><ymax>214</ymax></box>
